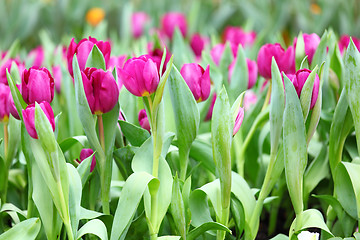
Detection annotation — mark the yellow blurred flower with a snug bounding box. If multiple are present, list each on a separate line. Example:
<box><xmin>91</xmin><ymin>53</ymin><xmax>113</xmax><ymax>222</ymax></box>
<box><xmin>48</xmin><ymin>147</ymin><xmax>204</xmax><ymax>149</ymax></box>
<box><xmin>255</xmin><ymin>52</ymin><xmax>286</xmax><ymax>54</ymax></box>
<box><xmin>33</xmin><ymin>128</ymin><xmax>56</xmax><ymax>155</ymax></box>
<box><xmin>310</xmin><ymin>3</ymin><xmax>322</xmax><ymax>15</ymax></box>
<box><xmin>86</xmin><ymin>8</ymin><xmax>105</xmax><ymax>27</ymax></box>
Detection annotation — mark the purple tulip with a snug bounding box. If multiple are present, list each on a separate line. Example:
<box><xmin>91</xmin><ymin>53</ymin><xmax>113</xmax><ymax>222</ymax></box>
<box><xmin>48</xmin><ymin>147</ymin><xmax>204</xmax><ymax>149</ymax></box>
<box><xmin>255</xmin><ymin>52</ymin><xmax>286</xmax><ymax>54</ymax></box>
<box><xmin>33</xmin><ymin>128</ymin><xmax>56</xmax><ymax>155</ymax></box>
<box><xmin>28</xmin><ymin>46</ymin><xmax>44</xmax><ymax>68</ymax></box>
<box><xmin>147</xmin><ymin>43</ymin><xmax>171</xmax><ymax>74</ymax></box>
<box><xmin>222</xmin><ymin>26</ymin><xmax>256</xmax><ymax>48</ymax></box>
<box><xmin>233</xmin><ymin>107</ymin><xmax>244</xmax><ymax>136</ymax></box>
<box><xmin>190</xmin><ymin>33</ymin><xmax>209</xmax><ymax>57</ymax></box>
<box><xmin>210</xmin><ymin>43</ymin><xmax>237</xmax><ymax>66</ymax></box>
<box><xmin>52</xmin><ymin>66</ymin><xmax>62</xmax><ymax>94</ymax></box>
<box><xmin>0</xmin><ymin>58</ymin><xmax>25</xmax><ymax>85</ymax></box>
<box><xmin>138</xmin><ymin>109</ymin><xmax>150</xmax><ymax>132</ymax></box>
<box><xmin>8</xmin><ymin>84</ymin><xmax>20</xmax><ymax>120</ymax></box>
<box><xmin>108</xmin><ymin>55</ymin><xmax>126</xmax><ymax>71</ymax></box>
<box><xmin>22</xmin><ymin>101</ymin><xmax>55</xmax><ymax>139</ymax></box>
<box><xmin>0</xmin><ymin>83</ymin><xmax>10</xmax><ymax>122</ymax></box>
<box><xmin>117</xmin><ymin>55</ymin><xmax>159</xmax><ymax>97</ymax></box>
<box><xmin>180</xmin><ymin>63</ymin><xmax>211</xmax><ymax>102</ymax></box>
<box><xmin>293</xmin><ymin>33</ymin><xmax>320</xmax><ymax>65</ymax></box>
<box><xmin>81</xmin><ymin>68</ymin><xmax>119</xmax><ymax>115</ymax></box>
<box><xmin>290</xmin><ymin>69</ymin><xmax>320</xmax><ymax>109</ymax></box>
<box><xmin>228</xmin><ymin>58</ymin><xmax>258</xmax><ymax>89</ymax></box>
<box><xmin>257</xmin><ymin>43</ymin><xmax>295</xmax><ymax>79</ymax></box>
<box><xmin>243</xmin><ymin>90</ymin><xmax>258</xmax><ymax>111</ymax></box>
<box><xmin>338</xmin><ymin>35</ymin><xmax>360</xmax><ymax>55</ymax></box>
<box><xmin>79</xmin><ymin>148</ymin><xmax>96</xmax><ymax>172</ymax></box>
<box><xmin>67</xmin><ymin>37</ymin><xmax>111</xmax><ymax>77</ymax></box>
<box><xmin>131</xmin><ymin>12</ymin><xmax>149</xmax><ymax>39</ymax></box>
<box><xmin>161</xmin><ymin>12</ymin><xmax>187</xmax><ymax>39</ymax></box>
<box><xmin>21</xmin><ymin>67</ymin><xmax>55</xmax><ymax>104</ymax></box>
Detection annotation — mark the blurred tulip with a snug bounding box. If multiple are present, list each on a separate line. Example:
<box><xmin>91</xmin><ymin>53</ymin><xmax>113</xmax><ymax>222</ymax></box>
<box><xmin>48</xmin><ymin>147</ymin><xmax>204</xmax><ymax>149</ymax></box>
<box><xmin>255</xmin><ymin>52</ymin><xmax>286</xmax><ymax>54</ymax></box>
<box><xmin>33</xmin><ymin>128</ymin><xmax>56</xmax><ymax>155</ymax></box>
<box><xmin>180</xmin><ymin>63</ymin><xmax>210</xmax><ymax>102</ymax></box>
<box><xmin>338</xmin><ymin>35</ymin><xmax>360</xmax><ymax>54</ymax></box>
<box><xmin>108</xmin><ymin>55</ymin><xmax>126</xmax><ymax>72</ymax></box>
<box><xmin>210</xmin><ymin>43</ymin><xmax>237</xmax><ymax>66</ymax></box>
<box><xmin>0</xmin><ymin>83</ymin><xmax>10</xmax><ymax>122</ymax></box>
<box><xmin>131</xmin><ymin>12</ymin><xmax>149</xmax><ymax>38</ymax></box>
<box><xmin>294</xmin><ymin>33</ymin><xmax>320</xmax><ymax>65</ymax></box>
<box><xmin>228</xmin><ymin>58</ymin><xmax>258</xmax><ymax>89</ymax></box>
<box><xmin>222</xmin><ymin>26</ymin><xmax>256</xmax><ymax>48</ymax></box>
<box><xmin>22</xmin><ymin>101</ymin><xmax>55</xmax><ymax>139</ymax></box>
<box><xmin>147</xmin><ymin>42</ymin><xmax>171</xmax><ymax>74</ymax></box>
<box><xmin>79</xmin><ymin>148</ymin><xmax>96</xmax><ymax>172</ymax></box>
<box><xmin>190</xmin><ymin>33</ymin><xmax>209</xmax><ymax>58</ymax></box>
<box><xmin>0</xmin><ymin>58</ymin><xmax>25</xmax><ymax>85</ymax></box>
<box><xmin>161</xmin><ymin>12</ymin><xmax>187</xmax><ymax>39</ymax></box>
<box><xmin>138</xmin><ymin>109</ymin><xmax>150</xmax><ymax>132</ymax></box>
<box><xmin>233</xmin><ymin>107</ymin><xmax>244</xmax><ymax>136</ymax></box>
<box><xmin>86</xmin><ymin>8</ymin><xmax>105</xmax><ymax>27</ymax></box>
<box><xmin>67</xmin><ymin>36</ymin><xmax>111</xmax><ymax>77</ymax></box>
<box><xmin>21</xmin><ymin>67</ymin><xmax>55</xmax><ymax>104</ymax></box>
<box><xmin>52</xmin><ymin>65</ymin><xmax>62</xmax><ymax>94</ymax></box>
<box><xmin>117</xmin><ymin>55</ymin><xmax>159</xmax><ymax>97</ymax></box>
<box><xmin>81</xmin><ymin>68</ymin><xmax>119</xmax><ymax>115</ymax></box>
<box><xmin>28</xmin><ymin>46</ymin><xmax>44</xmax><ymax>67</ymax></box>
<box><xmin>243</xmin><ymin>90</ymin><xmax>258</xmax><ymax>111</ymax></box>
<box><xmin>257</xmin><ymin>43</ymin><xmax>295</xmax><ymax>79</ymax></box>
<box><xmin>289</xmin><ymin>68</ymin><xmax>319</xmax><ymax>109</ymax></box>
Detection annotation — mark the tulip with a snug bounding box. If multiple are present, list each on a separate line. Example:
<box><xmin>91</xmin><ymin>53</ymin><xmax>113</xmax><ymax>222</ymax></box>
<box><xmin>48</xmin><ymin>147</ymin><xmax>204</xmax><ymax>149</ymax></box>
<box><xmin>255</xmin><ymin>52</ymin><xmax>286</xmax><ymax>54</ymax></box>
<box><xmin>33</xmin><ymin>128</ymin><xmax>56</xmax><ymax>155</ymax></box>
<box><xmin>190</xmin><ymin>33</ymin><xmax>209</xmax><ymax>58</ymax></box>
<box><xmin>0</xmin><ymin>58</ymin><xmax>25</xmax><ymax>85</ymax></box>
<box><xmin>0</xmin><ymin>83</ymin><xmax>10</xmax><ymax>122</ymax></box>
<box><xmin>228</xmin><ymin>58</ymin><xmax>258</xmax><ymax>89</ymax></box>
<box><xmin>52</xmin><ymin>65</ymin><xmax>62</xmax><ymax>94</ymax></box>
<box><xmin>131</xmin><ymin>12</ymin><xmax>149</xmax><ymax>39</ymax></box>
<box><xmin>138</xmin><ymin>109</ymin><xmax>150</xmax><ymax>132</ymax></box>
<box><xmin>21</xmin><ymin>67</ymin><xmax>55</xmax><ymax>104</ymax></box>
<box><xmin>294</xmin><ymin>33</ymin><xmax>320</xmax><ymax>65</ymax></box>
<box><xmin>67</xmin><ymin>36</ymin><xmax>111</xmax><ymax>77</ymax></box>
<box><xmin>205</xmin><ymin>94</ymin><xmax>216</xmax><ymax>121</ymax></box>
<box><xmin>210</xmin><ymin>43</ymin><xmax>237</xmax><ymax>66</ymax></box>
<box><xmin>233</xmin><ymin>107</ymin><xmax>244</xmax><ymax>136</ymax></box>
<box><xmin>28</xmin><ymin>46</ymin><xmax>44</xmax><ymax>68</ymax></box>
<box><xmin>8</xmin><ymin>84</ymin><xmax>20</xmax><ymax>120</ymax></box>
<box><xmin>147</xmin><ymin>42</ymin><xmax>171</xmax><ymax>74</ymax></box>
<box><xmin>222</xmin><ymin>26</ymin><xmax>256</xmax><ymax>48</ymax></box>
<box><xmin>180</xmin><ymin>63</ymin><xmax>210</xmax><ymax>102</ymax></box>
<box><xmin>257</xmin><ymin>43</ymin><xmax>295</xmax><ymax>79</ymax></box>
<box><xmin>81</xmin><ymin>68</ymin><xmax>119</xmax><ymax>115</ymax></box>
<box><xmin>289</xmin><ymin>68</ymin><xmax>320</xmax><ymax>109</ymax></box>
<box><xmin>78</xmin><ymin>148</ymin><xmax>96</xmax><ymax>172</ymax></box>
<box><xmin>338</xmin><ymin>35</ymin><xmax>360</xmax><ymax>54</ymax></box>
<box><xmin>243</xmin><ymin>90</ymin><xmax>258</xmax><ymax>111</ymax></box>
<box><xmin>161</xmin><ymin>12</ymin><xmax>187</xmax><ymax>39</ymax></box>
<box><xmin>117</xmin><ymin>55</ymin><xmax>159</xmax><ymax>97</ymax></box>
<box><xmin>22</xmin><ymin>101</ymin><xmax>55</xmax><ymax>139</ymax></box>
<box><xmin>108</xmin><ymin>55</ymin><xmax>126</xmax><ymax>72</ymax></box>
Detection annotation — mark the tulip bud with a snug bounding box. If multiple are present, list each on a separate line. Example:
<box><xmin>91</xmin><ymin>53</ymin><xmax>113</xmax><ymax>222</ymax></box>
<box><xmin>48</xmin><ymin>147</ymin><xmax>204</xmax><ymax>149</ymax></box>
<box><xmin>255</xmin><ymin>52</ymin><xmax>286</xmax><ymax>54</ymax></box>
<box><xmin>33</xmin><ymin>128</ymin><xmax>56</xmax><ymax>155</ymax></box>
<box><xmin>138</xmin><ymin>109</ymin><xmax>150</xmax><ymax>132</ymax></box>
<box><xmin>222</xmin><ymin>26</ymin><xmax>256</xmax><ymax>48</ymax></box>
<box><xmin>21</xmin><ymin>67</ymin><xmax>55</xmax><ymax>104</ymax></box>
<box><xmin>0</xmin><ymin>83</ymin><xmax>10</xmax><ymax>122</ymax></box>
<box><xmin>108</xmin><ymin>55</ymin><xmax>126</xmax><ymax>71</ymax></box>
<box><xmin>294</xmin><ymin>33</ymin><xmax>320</xmax><ymax>65</ymax></box>
<box><xmin>190</xmin><ymin>33</ymin><xmax>209</xmax><ymax>58</ymax></box>
<box><xmin>338</xmin><ymin>35</ymin><xmax>360</xmax><ymax>55</ymax></box>
<box><xmin>0</xmin><ymin>58</ymin><xmax>25</xmax><ymax>85</ymax></box>
<box><xmin>117</xmin><ymin>55</ymin><xmax>159</xmax><ymax>97</ymax></box>
<box><xmin>290</xmin><ymin>68</ymin><xmax>320</xmax><ymax>109</ymax></box>
<box><xmin>81</xmin><ymin>68</ymin><xmax>119</xmax><ymax>115</ymax></box>
<box><xmin>257</xmin><ymin>43</ymin><xmax>295</xmax><ymax>79</ymax></box>
<box><xmin>28</xmin><ymin>46</ymin><xmax>44</xmax><ymax>68</ymax></box>
<box><xmin>210</xmin><ymin>43</ymin><xmax>237</xmax><ymax>66</ymax></box>
<box><xmin>131</xmin><ymin>12</ymin><xmax>150</xmax><ymax>39</ymax></box>
<box><xmin>161</xmin><ymin>12</ymin><xmax>187</xmax><ymax>39</ymax></box>
<box><xmin>147</xmin><ymin>42</ymin><xmax>171</xmax><ymax>74</ymax></box>
<box><xmin>67</xmin><ymin>37</ymin><xmax>111</xmax><ymax>77</ymax></box>
<box><xmin>243</xmin><ymin>90</ymin><xmax>258</xmax><ymax>111</ymax></box>
<box><xmin>78</xmin><ymin>148</ymin><xmax>96</xmax><ymax>172</ymax></box>
<box><xmin>22</xmin><ymin>101</ymin><xmax>55</xmax><ymax>139</ymax></box>
<box><xmin>233</xmin><ymin>107</ymin><xmax>244</xmax><ymax>136</ymax></box>
<box><xmin>228</xmin><ymin>58</ymin><xmax>258</xmax><ymax>89</ymax></box>
<box><xmin>180</xmin><ymin>63</ymin><xmax>210</xmax><ymax>102</ymax></box>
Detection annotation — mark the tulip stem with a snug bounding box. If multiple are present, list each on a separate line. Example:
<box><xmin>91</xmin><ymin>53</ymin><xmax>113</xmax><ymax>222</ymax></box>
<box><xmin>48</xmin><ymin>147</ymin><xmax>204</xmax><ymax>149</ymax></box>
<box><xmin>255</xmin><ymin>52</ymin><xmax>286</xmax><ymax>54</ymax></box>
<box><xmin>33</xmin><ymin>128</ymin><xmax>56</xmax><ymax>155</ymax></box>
<box><xmin>3</xmin><ymin>123</ymin><xmax>8</xmax><ymax>159</ymax></box>
<box><xmin>261</xmin><ymin>82</ymin><xmax>272</xmax><ymax>111</ymax></box>
<box><xmin>97</xmin><ymin>115</ymin><xmax>105</xmax><ymax>151</ymax></box>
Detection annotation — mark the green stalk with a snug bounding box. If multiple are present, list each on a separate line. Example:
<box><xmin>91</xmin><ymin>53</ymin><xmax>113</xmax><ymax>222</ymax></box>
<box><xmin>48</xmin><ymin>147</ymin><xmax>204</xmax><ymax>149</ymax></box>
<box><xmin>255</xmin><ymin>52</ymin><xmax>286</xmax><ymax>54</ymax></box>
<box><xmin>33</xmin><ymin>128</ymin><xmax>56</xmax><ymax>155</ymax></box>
<box><xmin>261</xmin><ymin>81</ymin><xmax>272</xmax><ymax>111</ymax></box>
<box><xmin>56</xmin><ymin>180</ymin><xmax>74</xmax><ymax>240</ymax></box>
<box><xmin>179</xmin><ymin>148</ymin><xmax>190</xmax><ymax>181</ymax></box>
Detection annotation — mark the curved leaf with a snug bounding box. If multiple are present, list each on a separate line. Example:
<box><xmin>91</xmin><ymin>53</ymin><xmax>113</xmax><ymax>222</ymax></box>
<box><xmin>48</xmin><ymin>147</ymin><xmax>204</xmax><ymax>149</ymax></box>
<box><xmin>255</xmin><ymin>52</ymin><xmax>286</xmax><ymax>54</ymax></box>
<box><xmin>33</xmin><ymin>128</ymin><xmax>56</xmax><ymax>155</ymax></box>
<box><xmin>0</xmin><ymin>218</ymin><xmax>41</xmax><ymax>240</ymax></box>
<box><xmin>77</xmin><ymin>219</ymin><xmax>108</xmax><ymax>240</ymax></box>
<box><xmin>119</xmin><ymin>120</ymin><xmax>150</xmax><ymax>147</ymax></box>
<box><xmin>187</xmin><ymin>222</ymin><xmax>231</xmax><ymax>240</ymax></box>
<box><xmin>85</xmin><ymin>44</ymin><xmax>106</xmax><ymax>70</ymax></box>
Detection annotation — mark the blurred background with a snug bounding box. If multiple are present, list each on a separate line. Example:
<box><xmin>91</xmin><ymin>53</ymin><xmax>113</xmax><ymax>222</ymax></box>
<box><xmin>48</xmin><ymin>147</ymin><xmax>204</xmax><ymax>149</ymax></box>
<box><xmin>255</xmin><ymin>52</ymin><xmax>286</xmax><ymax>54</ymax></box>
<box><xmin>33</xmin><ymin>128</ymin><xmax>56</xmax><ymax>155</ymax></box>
<box><xmin>0</xmin><ymin>0</ymin><xmax>359</xmax><ymax>50</ymax></box>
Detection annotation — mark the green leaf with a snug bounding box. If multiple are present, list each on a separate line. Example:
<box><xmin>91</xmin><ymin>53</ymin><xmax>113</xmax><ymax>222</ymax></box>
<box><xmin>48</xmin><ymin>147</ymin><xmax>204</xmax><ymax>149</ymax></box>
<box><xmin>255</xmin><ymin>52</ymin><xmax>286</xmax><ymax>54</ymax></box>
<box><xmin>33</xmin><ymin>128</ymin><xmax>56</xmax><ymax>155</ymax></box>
<box><xmin>306</xmin><ymin>86</ymin><xmax>322</xmax><ymax>144</ymax></box>
<box><xmin>119</xmin><ymin>120</ymin><xmax>150</xmax><ymax>147</ymax></box>
<box><xmin>172</xmin><ymin>28</ymin><xmax>192</xmax><ymax>67</ymax></box>
<box><xmin>201</xmin><ymin>51</ymin><xmax>223</xmax><ymax>92</ymax></box>
<box><xmin>67</xmin><ymin>163</ymin><xmax>82</xmax><ymax>236</ymax></box>
<box><xmin>340</xmin><ymin>162</ymin><xmax>360</xmax><ymax>220</ymax></box>
<box><xmin>85</xmin><ymin>44</ymin><xmax>106</xmax><ymax>70</ymax></box>
<box><xmin>170</xmin><ymin>175</ymin><xmax>186</xmax><ymax>240</ymax></box>
<box><xmin>219</xmin><ymin>42</ymin><xmax>234</xmax><ymax>79</ymax></box>
<box><xmin>187</xmin><ymin>222</ymin><xmax>231</xmax><ymax>240</ymax></box>
<box><xmin>110</xmin><ymin>172</ymin><xmax>158</xmax><ymax>240</ymax></box>
<box><xmin>80</xmin><ymin>207</ymin><xmax>104</xmax><ymax>220</ymax></box>
<box><xmin>230</xmin><ymin>195</ymin><xmax>245</xmax><ymax>237</ymax></box>
<box><xmin>270</xmin><ymin>234</ymin><xmax>289</xmax><ymax>240</ymax></box>
<box><xmin>344</xmin><ymin>38</ymin><xmax>360</xmax><ymax>155</ymax></box>
<box><xmin>59</xmin><ymin>136</ymin><xmax>88</xmax><ymax>153</ymax></box>
<box><xmin>6</xmin><ymin>70</ymin><xmax>27</xmax><ymax>120</ymax></box>
<box><xmin>0</xmin><ymin>218</ymin><xmax>41</xmax><ymax>240</ymax></box>
<box><xmin>295</xmin><ymin>32</ymin><xmax>305</xmax><ymax>70</ymax></box>
<box><xmin>283</xmin><ymin>74</ymin><xmax>307</xmax><ymax>215</ymax></box>
<box><xmin>299</xmin><ymin>56</ymin><xmax>309</xmax><ymax>70</ymax></box>
<box><xmin>311</xmin><ymin>30</ymin><xmax>329</xmax><ymax>69</ymax></box>
<box><xmin>77</xmin><ymin>219</ymin><xmax>108</xmax><ymax>240</ymax></box>
<box><xmin>188</xmin><ymin>139</ymin><xmax>216</xmax><ymax>175</ymax></box>
<box><xmin>77</xmin><ymin>152</ymin><xmax>95</xmax><ymax>187</ymax></box>
<box><xmin>158</xmin><ymin>236</ymin><xmax>181</xmax><ymax>240</ymax></box>
<box><xmin>229</xmin><ymin>45</ymin><xmax>248</xmax><ymax>97</ymax></box>
<box><xmin>300</xmin><ymin>65</ymin><xmax>318</xmax><ymax>120</ymax></box>
<box><xmin>289</xmin><ymin>209</ymin><xmax>333</xmax><ymax>240</ymax></box>
<box><xmin>0</xmin><ymin>40</ymin><xmax>20</xmax><ymax>66</ymax></box>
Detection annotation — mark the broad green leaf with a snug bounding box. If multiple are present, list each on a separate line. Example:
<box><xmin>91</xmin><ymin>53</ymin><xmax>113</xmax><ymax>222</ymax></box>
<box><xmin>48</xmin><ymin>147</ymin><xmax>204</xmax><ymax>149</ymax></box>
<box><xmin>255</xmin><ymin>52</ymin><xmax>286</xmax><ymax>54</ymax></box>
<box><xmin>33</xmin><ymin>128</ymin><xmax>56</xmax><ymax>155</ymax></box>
<box><xmin>219</xmin><ymin>42</ymin><xmax>234</xmax><ymax>79</ymax></box>
<box><xmin>10</xmin><ymin>61</ymin><xmax>21</xmax><ymax>84</ymax></box>
<box><xmin>170</xmin><ymin>175</ymin><xmax>186</xmax><ymax>240</ymax></box>
<box><xmin>110</xmin><ymin>172</ymin><xmax>158</xmax><ymax>240</ymax></box>
<box><xmin>158</xmin><ymin>236</ymin><xmax>181</xmax><ymax>240</ymax></box>
<box><xmin>201</xmin><ymin>51</ymin><xmax>223</xmax><ymax>92</ymax></box>
<box><xmin>80</xmin><ymin>207</ymin><xmax>104</xmax><ymax>220</ymax></box>
<box><xmin>0</xmin><ymin>40</ymin><xmax>20</xmax><ymax>66</ymax></box>
<box><xmin>119</xmin><ymin>120</ymin><xmax>150</xmax><ymax>147</ymax></box>
<box><xmin>67</xmin><ymin>163</ymin><xmax>82</xmax><ymax>236</ymax></box>
<box><xmin>311</xmin><ymin>30</ymin><xmax>329</xmax><ymax>69</ymax></box>
<box><xmin>300</xmin><ymin>65</ymin><xmax>318</xmax><ymax>120</ymax></box>
<box><xmin>188</xmin><ymin>139</ymin><xmax>216</xmax><ymax>175</ymax></box>
<box><xmin>270</xmin><ymin>234</ymin><xmax>289</xmax><ymax>240</ymax></box>
<box><xmin>187</xmin><ymin>222</ymin><xmax>231</xmax><ymax>240</ymax></box>
<box><xmin>289</xmin><ymin>209</ymin><xmax>333</xmax><ymax>240</ymax></box>
<box><xmin>85</xmin><ymin>44</ymin><xmax>106</xmax><ymax>70</ymax></box>
<box><xmin>283</xmin><ymin>74</ymin><xmax>307</xmax><ymax>215</ymax></box>
<box><xmin>341</xmin><ymin>162</ymin><xmax>360</xmax><ymax>220</ymax></box>
<box><xmin>229</xmin><ymin>45</ymin><xmax>248</xmax><ymax>97</ymax></box>
<box><xmin>77</xmin><ymin>219</ymin><xmax>108</xmax><ymax>240</ymax></box>
<box><xmin>172</xmin><ymin>28</ymin><xmax>192</xmax><ymax>67</ymax></box>
<box><xmin>0</xmin><ymin>218</ymin><xmax>41</xmax><ymax>240</ymax></box>
<box><xmin>344</xmin><ymin>38</ymin><xmax>360</xmax><ymax>155</ymax></box>
<box><xmin>59</xmin><ymin>136</ymin><xmax>88</xmax><ymax>153</ymax></box>
<box><xmin>230</xmin><ymin>194</ymin><xmax>245</xmax><ymax>237</ymax></box>
<box><xmin>295</xmin><ymin>32</ymin><xmax>305</xmax><ymax>70</ymax></box>
<box><xmin>306</xmin><ymin>86</ymin><xmax>322</xmax><ymax>144</ymax></box>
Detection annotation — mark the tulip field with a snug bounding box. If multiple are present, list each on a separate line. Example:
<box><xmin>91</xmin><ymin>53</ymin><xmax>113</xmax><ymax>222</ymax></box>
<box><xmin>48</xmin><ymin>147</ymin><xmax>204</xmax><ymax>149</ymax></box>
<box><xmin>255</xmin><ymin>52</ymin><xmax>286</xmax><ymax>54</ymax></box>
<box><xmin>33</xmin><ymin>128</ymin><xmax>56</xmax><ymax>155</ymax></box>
<box><xmin>2</xmin><ymin>0</ymin><xmax>360</xmax><ymax>239</ymax></box>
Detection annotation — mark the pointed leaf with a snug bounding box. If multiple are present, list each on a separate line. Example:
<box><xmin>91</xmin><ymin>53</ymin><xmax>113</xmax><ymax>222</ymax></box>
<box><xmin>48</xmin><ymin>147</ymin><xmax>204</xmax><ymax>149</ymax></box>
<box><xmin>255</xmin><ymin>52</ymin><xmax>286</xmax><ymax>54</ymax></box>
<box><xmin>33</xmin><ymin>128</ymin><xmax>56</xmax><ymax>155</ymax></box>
<box><xmin>0</xmin><ymin>218</ymin><xmax>41</xmax><ymax>240</ymax></box>
<box><xmin>85</xmin><ymin>44</ymin><xmax>106</xmax><ymax>70</ymax></box>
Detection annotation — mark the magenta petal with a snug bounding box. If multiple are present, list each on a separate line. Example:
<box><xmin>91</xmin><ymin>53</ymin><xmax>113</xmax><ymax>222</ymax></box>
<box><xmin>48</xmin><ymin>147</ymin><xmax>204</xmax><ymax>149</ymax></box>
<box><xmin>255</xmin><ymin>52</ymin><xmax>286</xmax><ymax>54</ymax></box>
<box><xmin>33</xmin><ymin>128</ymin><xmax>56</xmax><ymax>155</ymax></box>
<box><xmin>143</xmin><ymin>59</ymin><xmax>159</xmax><ymax>94</ymax></box>
<box><xmin>233</xmin><ymin>107</ymin><xmax>244</xmax><ymax>136</ymax></box>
